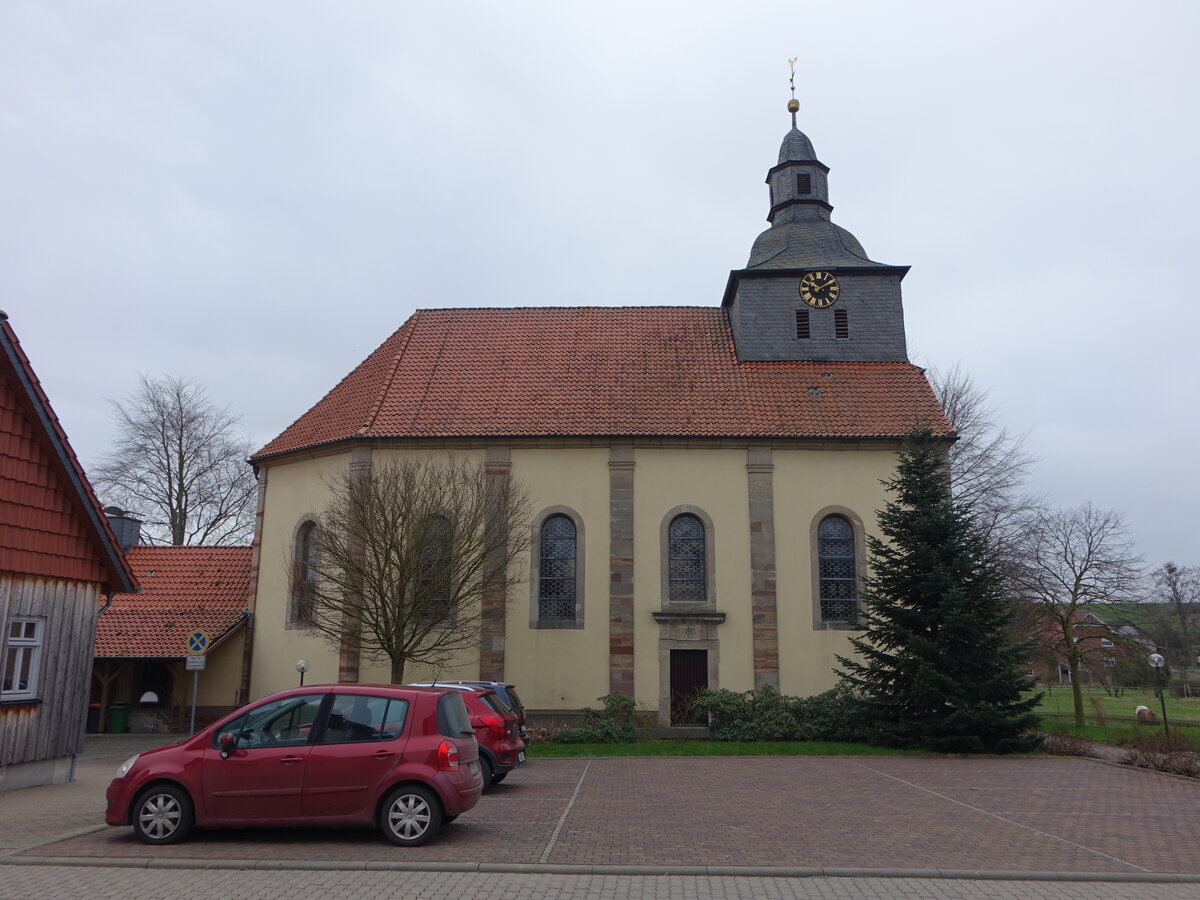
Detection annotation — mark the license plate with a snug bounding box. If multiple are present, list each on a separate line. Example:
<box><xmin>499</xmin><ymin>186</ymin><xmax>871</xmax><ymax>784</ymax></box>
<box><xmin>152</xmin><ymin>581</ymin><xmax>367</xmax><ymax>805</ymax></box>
<box><xmin>517</xmin><ymin>751</ymin><xmax>525</xmax><ymax>764</ymax></box>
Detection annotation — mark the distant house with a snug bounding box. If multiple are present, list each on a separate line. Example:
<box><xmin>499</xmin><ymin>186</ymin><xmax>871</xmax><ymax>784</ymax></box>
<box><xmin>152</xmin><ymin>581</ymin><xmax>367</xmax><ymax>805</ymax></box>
<box><xmin>0</xmin><ymin>312</ymin><xmax>137</xmax><ymax>791</ymax></box>
<box><xmin>93</xmin><ymin>543</ymin><xmax>252</xmax><ymax>732</ymax></box>
<box><xmin>1027</xmin><ymin>608</ymin><xmax>1154</xmax><ymax>686</ymax></box>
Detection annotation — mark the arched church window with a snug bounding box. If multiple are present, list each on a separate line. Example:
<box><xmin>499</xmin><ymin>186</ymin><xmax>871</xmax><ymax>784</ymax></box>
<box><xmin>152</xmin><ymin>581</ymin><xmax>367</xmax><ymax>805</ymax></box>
<box><xmin>538</xmin><ymin>514</ymin><xmax>577</xmax><ymax>622</ymax></box>
<box><xmin>291</xmin><ymin>520</ymin><xmax>319</xmax><ymax>626</ymax></box>
<box><xmin>415</xmin><ymin>515</ymin><xmax>453</xmax><ymax>618</ymax></box>
<box><xmin>818</xmin><ymin>514</ymin><xmax>857</xmax><ymax>622</ymax></box>
<box><xmin>668</xmin><ymin>514</ymin><xmax>706</xmax><ymax>603</ymax></box>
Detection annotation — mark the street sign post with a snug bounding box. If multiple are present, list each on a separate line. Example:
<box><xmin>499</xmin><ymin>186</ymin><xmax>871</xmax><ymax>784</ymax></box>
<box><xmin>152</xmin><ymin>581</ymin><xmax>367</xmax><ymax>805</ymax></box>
<box><xmin>185</xmin><ymin>630</ymin><xmax>210</xmax><ymax>735</ymax></box>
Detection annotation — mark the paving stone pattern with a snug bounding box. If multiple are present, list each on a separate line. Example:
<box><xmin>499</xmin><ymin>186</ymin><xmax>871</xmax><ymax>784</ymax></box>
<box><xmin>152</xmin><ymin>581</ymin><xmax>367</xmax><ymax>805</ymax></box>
<box><xmin>23</xmin><ymin>756</ymin><xmax>1200</xmax><ymax>875</ymax></box>
<box><xmin>4</xmin><ymin>868</ymin><xmax>1200</xmax><ymax>900</ymax></box>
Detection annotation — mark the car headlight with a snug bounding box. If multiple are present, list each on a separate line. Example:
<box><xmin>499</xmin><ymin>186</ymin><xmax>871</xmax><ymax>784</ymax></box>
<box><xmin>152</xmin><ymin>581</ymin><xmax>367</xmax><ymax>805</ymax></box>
<box><xmin>116</xmin><ymin>754</ymin><xmax>140</xmax><ymax>778</ymax></box>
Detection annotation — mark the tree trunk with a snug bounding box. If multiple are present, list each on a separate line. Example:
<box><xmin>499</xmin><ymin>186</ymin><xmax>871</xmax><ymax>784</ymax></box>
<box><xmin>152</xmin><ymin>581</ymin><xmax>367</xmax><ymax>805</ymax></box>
<box><xmin>1066</xmin><ymin>655</ymin><xmax>1085</xmax><ymax>727</ymax></box>
<box><xmin>390</xmin><ymin>657</ymin><xmax>405</xmax><ymax>685</ymax></box>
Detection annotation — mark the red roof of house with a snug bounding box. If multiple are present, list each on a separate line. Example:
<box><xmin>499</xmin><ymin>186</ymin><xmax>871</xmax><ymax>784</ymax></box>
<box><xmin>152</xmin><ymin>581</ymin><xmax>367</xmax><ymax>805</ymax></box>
<box><xmin>95</xmin><ymin>545</ymin><xmax>251</xmax><ymax>658</ymax></box>
<box><xmin>254</xmin><ymin>307</ymin><xmax>952</xmax><ymax>459</ymax></box>
<box><xmin>0</xmin><ymin>313</ymin><xmax>136</xmax><ymax>591</ymax></box>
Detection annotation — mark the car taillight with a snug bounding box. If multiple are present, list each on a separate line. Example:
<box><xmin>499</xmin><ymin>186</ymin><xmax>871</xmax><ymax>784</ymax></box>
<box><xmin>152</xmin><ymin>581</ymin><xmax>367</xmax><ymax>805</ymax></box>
<box><xmin>480</xmin><ymin>715</ymin><xmax>507</xmax><ymax>736</ymax></box>
<box><xmin>437</xmin><ymin>740</ymin><xmax>459</xmax><ymax>770</ymax></box>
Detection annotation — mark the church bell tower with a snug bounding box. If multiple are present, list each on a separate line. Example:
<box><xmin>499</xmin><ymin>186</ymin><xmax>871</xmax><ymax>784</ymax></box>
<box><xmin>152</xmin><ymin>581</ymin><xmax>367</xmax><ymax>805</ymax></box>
<box><xmin>722</xmin><ymin>84</ymin><xmax>911</xmax><ymax>363</ymax></box>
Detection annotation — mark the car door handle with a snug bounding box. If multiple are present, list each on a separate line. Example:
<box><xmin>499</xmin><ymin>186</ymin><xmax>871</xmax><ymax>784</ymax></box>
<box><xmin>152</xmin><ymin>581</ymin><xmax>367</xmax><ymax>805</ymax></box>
<box><xmin>372</xmin><ymin>750</ymin><xmax>394</xmax><ymax>759</ymax></box>
<box><xmin>280</xmin><ymin>756</ymin><xmax>303</xmax><ymax>765</ymax></box>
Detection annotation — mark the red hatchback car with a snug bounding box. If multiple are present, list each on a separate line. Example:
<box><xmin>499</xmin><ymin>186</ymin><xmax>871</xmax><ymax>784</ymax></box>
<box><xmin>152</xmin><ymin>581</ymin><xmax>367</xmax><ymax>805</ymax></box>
<box><xmin>105</xmin><ymin>684</ymin><xmax>483</xmax><ymax>847</ymax></box>
<box><xmin>411</xmin><ymin>683</ymin><xmax>525</xmax><ymax>787</ymax></box>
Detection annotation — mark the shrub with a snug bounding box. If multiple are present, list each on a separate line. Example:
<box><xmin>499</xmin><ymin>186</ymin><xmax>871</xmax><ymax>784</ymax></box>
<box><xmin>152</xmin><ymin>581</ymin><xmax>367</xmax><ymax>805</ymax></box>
<box><xmin>1119</xmin><ymin>730</ymin><xmax>1200</xmax><ymax>778</ymax></box>
<box><xmin>692</xmin><ymin>684</ymin><xmax>867</xmax><ymax>743</ymax></box>
<box><xmin>550</xmin><ymin>692</ymin><xmax>637</xmax><ymax>744</ymax></box>
<box><xmin>1040</xmin><ymin>732</ymin><xmax>1094</xmax><ymax>757</ymax></box>
<box><xmin>792</xmin><ymin>684</ymin><xmax>868</xmax><ymax>744</ymax></box>
<box><xmin>692</xmin><ymin>684</ymin><xmax>798</xmax><ymax>741</ymax></box>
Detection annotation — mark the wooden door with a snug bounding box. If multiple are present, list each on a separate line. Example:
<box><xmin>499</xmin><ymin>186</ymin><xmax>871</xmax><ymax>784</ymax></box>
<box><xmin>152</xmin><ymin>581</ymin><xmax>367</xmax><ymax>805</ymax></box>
<box><xmin>669</xmin><ymin>649</ymin><xmax>708</xmax><ymax>726</ymax></box>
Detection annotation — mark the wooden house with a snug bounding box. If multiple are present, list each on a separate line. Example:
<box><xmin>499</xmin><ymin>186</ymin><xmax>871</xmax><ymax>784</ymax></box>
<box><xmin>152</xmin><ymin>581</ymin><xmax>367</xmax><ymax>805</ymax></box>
<box><xmin>0</xmin><ymin>312</ymin><xmax>136</xmax><ymax>790</ymax></box>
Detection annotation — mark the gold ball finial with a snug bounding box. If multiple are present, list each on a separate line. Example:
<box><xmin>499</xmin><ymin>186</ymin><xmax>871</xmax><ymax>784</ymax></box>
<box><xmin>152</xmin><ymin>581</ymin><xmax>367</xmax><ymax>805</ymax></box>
<box><xmin>787</xmin><ymin>99</ymin><xmax>799</xmax><ymax>114</ymax></box>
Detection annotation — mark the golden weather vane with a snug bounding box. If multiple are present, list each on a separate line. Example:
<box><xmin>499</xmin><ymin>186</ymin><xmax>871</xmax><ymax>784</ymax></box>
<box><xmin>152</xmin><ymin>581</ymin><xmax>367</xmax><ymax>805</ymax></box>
<box><xmin>787</xmin><ymin>58</ymin><xmax>800</xmax><ymax>121</ymax></box>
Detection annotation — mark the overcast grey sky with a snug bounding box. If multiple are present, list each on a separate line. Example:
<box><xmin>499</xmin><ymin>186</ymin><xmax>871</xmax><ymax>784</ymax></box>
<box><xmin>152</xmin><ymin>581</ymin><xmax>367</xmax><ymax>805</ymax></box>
<box><xmin>3</xmin><ymin>1</ymin><xmax>1196</xmax><ymax>568</ymax></box>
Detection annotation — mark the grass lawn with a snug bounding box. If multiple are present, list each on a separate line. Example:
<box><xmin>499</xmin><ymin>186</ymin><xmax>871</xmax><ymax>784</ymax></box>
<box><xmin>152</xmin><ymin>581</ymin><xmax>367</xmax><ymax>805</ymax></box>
<box><xmin>527</xmin><ymin>740</ymin><xmax>931</xmax><ymax>758</ymax></box>
<box><xmin>1033</xmin><ymin>685</ymin><xmax>1200</xmax><ymax>728</ymax></box>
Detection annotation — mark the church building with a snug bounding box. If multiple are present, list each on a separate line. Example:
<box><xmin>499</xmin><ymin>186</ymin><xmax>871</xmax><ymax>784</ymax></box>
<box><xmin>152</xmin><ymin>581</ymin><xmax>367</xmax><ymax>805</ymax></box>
<box><xmin>246</xmin><ymin>104</ymin><xmax>952</xmax><ymax>725</ymax></box>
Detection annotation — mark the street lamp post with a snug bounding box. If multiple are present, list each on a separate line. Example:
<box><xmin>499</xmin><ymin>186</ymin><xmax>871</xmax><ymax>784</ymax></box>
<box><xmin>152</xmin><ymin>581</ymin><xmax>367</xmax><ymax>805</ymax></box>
<box><xmin>1148</xmin><ymin>653</ymin><xmax>1169</xmax><ymax>735</ymax></box>
<box><xmin>296</xmin><ymin>659</ymin><xmax>309</xmax><ymax>687</ymax></box>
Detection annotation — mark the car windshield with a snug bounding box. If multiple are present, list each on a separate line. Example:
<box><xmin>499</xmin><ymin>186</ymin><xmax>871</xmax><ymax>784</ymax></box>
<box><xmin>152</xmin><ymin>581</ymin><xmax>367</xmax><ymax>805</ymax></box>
<box><xmin>481</xmin><ymin>693</ymin><xmax>513</xmax><ymax>716</ymax></box>
<box><xmin>503</xmin><ymin>686</ymin><xmax>524</xmax><ymax>715</ymax></box>
<box><xmin>436</xmin><ymin>691</ymin><xmax>474</xmax><ymax>737</ymax></box>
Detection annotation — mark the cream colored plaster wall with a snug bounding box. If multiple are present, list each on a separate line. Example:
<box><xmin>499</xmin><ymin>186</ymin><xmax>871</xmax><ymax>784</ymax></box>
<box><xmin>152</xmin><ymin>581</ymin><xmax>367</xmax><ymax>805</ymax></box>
<box><xmin>773</xmin><ymin>446</ymin><xmax>897</xmax><ymax>696</ymax></box>
<box><xmin>506</xmin><ymin>447</ymin><xmax>610</xmax><ymax>710</ymax></box>
<box><xmin>195</xmin><ymin>631</ymin><xmax>246</xmax><ymax>707</ymax></box>
<box><xmin>251</xmin><ymin>451</ymin><xmax>356</xmax><ymax>698</ymax></box>
<box><xmin>632</xmin><ymin>449</ymin><xmax>753</xmax><ymax>701</ymax></box>
<box><xmin>251</xmin><ymin>448</ymin><xmax>488</xmax><ymax>699</ymax></box>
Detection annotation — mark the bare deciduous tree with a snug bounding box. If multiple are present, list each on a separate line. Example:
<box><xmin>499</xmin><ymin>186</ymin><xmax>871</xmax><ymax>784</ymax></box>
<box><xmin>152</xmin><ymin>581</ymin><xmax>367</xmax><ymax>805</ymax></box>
<box><xmin>928</xmin><ymin>364</ymin><xmax>1039</xmax><ymax>554</ymax></box>
<box><xmin>301</xmin><ymin>457</ymin><xmax>530</xmax><ymax>684</ymax></box>
<box><xmin>1011</xmin><ymin>503</ymin><xmax>1144</xmax><ymax>725</ymax></box>
<box><xmin>93</xmin><ymin>375</ymin><xmax>256</xmax><ymax>545</ymax></box>
<box><xmin>1150</xmin><ymin>562</ymin><xmax>1199</xmax><ymax>674</ymax></box>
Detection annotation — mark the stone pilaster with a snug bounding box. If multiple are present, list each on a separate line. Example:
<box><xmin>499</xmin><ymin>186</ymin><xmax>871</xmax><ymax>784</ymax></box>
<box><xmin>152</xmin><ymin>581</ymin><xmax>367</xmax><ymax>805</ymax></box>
<box><xmin>747</xmin><ymin>446</ymin><xmax>779</xmax><ymax>688</ymax></box>
<box><xmin>609</xmin><ymin>442</ymin><xmax>635</xmax><ymax>696</ymax></box>
<box><xmin>239</xmin><ymin>466</ymin><xmax>268</xmax><ymax>706</ymax></box>
<box><xmin>338</xmin><ymin>444</ymin><xmax>372</xmax><ymax>683</ymax></box>
<box><xmin>480</xmin><ymin>444</ymin><xmax>511</xmax><ymax>681</ymax></box>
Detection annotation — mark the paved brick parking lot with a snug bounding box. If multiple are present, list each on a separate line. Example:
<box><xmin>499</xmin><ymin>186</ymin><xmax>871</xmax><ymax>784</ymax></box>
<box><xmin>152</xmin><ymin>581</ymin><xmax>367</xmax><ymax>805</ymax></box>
<box><xmin>20</xmin><ymin>755</ymin><xmax>1200</xmax><ymax>876</ymax></box>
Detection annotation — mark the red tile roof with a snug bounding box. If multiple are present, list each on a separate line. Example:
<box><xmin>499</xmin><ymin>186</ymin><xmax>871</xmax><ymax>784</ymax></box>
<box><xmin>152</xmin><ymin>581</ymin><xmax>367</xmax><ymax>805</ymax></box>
<box><xmin>255</xmin><ymin>308</ymin><xmax>951</xmax><ymax>459</ymax></box>
<box><xmin>0</xmin><ymin>314</ymin><xmax>136</xmax><ymax>590</ymax></box>
<box><xmin>95</xmin><ymin>545</ymin><xmax>251</xmax><ymax>658</ymax></box>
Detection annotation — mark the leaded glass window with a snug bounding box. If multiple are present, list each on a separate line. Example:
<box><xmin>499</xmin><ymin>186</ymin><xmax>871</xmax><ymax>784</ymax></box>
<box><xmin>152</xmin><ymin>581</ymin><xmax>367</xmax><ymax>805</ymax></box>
<box><xmin>415</xmin><ymin>515</ymin><xmax>453</xmax><ymax>618</ymax></box>
<box><xmin>818</xmin><ymin>514</ymin><xmax>857</xmax><ymax>621</ymax></box>
<box><xmin>539</xmin><ymin>515</ymin><xmax>576</xmax><ymax>621</ymax></box>
<box><xmin>668</xmin><ymin>514</ymin><xmax>706</xmax><ymax>603</ymax></box>
<box><xmin>293</xmin><ymin>521</ymin><xmax>319</xmax><ymax>625</ymax></box>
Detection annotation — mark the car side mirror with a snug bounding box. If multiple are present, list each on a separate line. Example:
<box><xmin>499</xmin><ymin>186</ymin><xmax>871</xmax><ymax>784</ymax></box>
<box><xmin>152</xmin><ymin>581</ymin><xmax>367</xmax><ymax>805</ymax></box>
<box><xmin>219</xmin><ymin>733</ymin><xmax>238</xmax><ymax>758</ymax></box>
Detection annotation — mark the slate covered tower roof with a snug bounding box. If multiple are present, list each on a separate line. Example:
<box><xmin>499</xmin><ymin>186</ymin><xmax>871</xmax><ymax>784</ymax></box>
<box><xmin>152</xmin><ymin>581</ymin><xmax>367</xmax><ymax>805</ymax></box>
<box><xmin>722</xmin><ymin>90</ymin><xmax>913</xmax><ymax>364</ymax></box>
<box><xmin>747</xmin><ymin>116</ymin><xmax>887</xmax><ymax>271</ymax></box>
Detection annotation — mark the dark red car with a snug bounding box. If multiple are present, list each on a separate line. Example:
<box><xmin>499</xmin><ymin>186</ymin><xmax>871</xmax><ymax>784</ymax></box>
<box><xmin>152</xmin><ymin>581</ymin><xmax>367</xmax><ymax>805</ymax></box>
<box><xmin>413</xmin><ymin>684</ymin><xmax>525</xmax><ymax>787</ymax></box>
<box><xmin>105</xmin><ymin>684</ymin><xmax>483</xmax><ymax>847</ymax></box>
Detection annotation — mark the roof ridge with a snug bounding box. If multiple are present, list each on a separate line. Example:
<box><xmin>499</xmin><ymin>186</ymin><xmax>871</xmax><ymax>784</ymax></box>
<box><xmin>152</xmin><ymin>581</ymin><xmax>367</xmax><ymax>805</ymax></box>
<box><xmin>363</xmin><ymin>313</ymin><xmax>419</xmax><ymax>437</ymax></box>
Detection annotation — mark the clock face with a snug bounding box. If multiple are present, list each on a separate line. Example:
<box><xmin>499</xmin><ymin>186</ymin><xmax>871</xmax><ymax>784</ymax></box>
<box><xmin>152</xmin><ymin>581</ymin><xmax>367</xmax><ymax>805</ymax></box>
<box><xmin>799</xmin><ymin>271</ymin><xmax>840</xmax><ymax>308</ymax></box>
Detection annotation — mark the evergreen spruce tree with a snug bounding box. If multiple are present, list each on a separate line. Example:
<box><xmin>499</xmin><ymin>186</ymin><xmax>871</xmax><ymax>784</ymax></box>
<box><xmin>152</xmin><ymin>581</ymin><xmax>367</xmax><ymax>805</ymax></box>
<box><xmin>837</xmin><ymin>431</ymin><xmax>1042</xmax><ymax>753</ymax></box>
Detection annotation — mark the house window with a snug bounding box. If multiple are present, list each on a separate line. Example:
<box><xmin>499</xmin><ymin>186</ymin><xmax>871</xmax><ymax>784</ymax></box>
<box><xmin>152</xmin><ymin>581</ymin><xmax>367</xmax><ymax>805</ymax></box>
<box><xmin>415</xmin><ymin>515</ymin><xmax>453</xmax><ymax>618</ymax></box>
<box><xmin>795</xmin><ymin>309</ymin><xmax>811</xmax><ymax>340</ymax></box>
<box><xmin>291</xmin><ymin>520</ymin><xmax>319</xmax><ymax>626</ymax></box>
<box><xmin>834</xmin><ymin>309</ymin><xmax>849</xmax><ymax>339</ymax></box>
<box><xmin>818</xmin><ymin>514</ymin><xmax>857</xmax><ymax>621</ymax></box>
<box><xmin>1100</xmin><ymin>638</ymin><xmax>1114</xmax><ymax>648</ymax></box>
<box><xmin>2</xmin><ymin>617</ymin><xmax>43</xmax><ymax>699</ymax></box>
<box><xmin>796</xmin><ymin>172</ymin><xmax>812</xmax><ymax>195</ymax></box>
<box><xmin>538</xmin><ymin>514</ymin><xmax>577</xmax><ymax>622</ymax></box>
<box><xmin>668</xmin><ymin>514</ymin><xmax>707</xmax><ymax>602</ymax></box>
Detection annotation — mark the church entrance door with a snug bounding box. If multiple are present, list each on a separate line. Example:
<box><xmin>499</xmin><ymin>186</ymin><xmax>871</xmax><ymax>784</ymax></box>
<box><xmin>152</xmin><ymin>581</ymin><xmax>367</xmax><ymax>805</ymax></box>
<box><xmin>669</xmin><ymin>648</ymin><xmax>708</xmax><ymax>726</ymax></box>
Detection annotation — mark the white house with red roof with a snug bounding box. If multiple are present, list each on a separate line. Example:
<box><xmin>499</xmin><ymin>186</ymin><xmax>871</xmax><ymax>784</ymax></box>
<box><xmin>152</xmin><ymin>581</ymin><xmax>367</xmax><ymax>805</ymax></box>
<box><xmin>246</xmin><ymin>107</ymin><xmax>953</xmax><ymax>725</ymax></box>
<box><xmin>93</xmin><ymin>544</ymin><xmax>252</xmax><ymax>732</ymax></box>
<box><xmin>0</xmin><ymin>312</ymin><xmax>137</xmax><ymax>790</ymax></box>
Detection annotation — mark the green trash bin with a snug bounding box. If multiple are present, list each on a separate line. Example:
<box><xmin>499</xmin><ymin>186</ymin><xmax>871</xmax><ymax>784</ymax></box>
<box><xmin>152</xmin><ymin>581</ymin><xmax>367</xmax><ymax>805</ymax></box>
<box><xmin>108</xmin><ymin>702</ymin><xmax>130</xmax><ymax>734</ymax></box>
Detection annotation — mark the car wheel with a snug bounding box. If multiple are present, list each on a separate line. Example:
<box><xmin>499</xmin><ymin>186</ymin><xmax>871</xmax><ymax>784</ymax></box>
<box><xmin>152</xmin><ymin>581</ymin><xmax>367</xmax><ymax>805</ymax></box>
<box><xmin>491</xmin><ymin>772</ymin><xmax>507</xmax><ymax>784</ymax></box>
<box><xmin>132</xmin><ymin>784</ymin><xmax>193</xmax><ymax>845</ymax></box>
<box><xmin>380</xmin><ymin>785</ymin><xmax>442</xmax><ymax>847</ymax></box>
<box><xmin>480</xmin><ymin>755</ymin><xmax>495</xmax><ymax>789</ymax></box>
